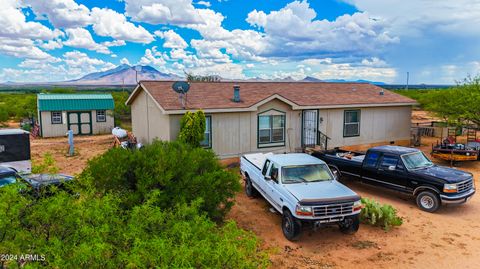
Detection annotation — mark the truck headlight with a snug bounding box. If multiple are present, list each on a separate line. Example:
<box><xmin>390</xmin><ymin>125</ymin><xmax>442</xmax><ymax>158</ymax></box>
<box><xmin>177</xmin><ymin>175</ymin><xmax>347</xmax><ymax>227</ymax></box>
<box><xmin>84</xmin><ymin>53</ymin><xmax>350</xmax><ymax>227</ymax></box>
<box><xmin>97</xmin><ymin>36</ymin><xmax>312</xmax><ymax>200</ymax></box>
<box><xmin>353</xmin><ymin>200</ymin><xmax>363</xmax><ymax>211</ymax></box>
<box><xmin>443</xmin><ymin>183</ymin><xmax>458</xmax><ymax>193</ymax></box>
<box><xmin>295</xmin><ymin>205</ymin><xmax>313</xmax><ymax>216</ymax></box>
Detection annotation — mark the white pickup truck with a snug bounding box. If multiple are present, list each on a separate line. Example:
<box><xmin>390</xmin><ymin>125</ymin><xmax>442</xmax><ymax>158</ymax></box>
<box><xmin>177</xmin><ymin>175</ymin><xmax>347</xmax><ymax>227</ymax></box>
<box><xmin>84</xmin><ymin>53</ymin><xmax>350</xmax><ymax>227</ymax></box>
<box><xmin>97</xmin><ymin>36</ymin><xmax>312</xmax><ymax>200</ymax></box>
<box><xmin>240</xmin><ymin>153</ymin><xmax>362</xmax><ymax>241</ymax></box>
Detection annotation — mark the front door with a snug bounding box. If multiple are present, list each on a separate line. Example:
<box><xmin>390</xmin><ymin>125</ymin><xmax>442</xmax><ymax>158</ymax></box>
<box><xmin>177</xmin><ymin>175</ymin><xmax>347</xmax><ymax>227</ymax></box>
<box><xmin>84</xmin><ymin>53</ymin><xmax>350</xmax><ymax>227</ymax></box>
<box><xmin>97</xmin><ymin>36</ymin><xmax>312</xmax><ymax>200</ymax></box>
<box><xmin>67</xmin><ymin>112</ymin><xmax>92</xmax><ymax>135</ymax></box>
<box><xmin>302</xmin><ymin>110</ymin><xmax>318</xmax><ymax>147</ymax></box>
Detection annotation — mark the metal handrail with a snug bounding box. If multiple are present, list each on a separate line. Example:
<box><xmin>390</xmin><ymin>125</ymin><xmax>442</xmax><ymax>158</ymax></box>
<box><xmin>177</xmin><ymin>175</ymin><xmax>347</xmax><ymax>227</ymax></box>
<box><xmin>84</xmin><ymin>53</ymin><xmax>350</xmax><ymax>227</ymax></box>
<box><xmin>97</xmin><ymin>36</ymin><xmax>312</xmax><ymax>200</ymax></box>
<box><xmin>317</xmin><ymin>130</ymin><xmax>331</xmax><ymax>150</ymax></box>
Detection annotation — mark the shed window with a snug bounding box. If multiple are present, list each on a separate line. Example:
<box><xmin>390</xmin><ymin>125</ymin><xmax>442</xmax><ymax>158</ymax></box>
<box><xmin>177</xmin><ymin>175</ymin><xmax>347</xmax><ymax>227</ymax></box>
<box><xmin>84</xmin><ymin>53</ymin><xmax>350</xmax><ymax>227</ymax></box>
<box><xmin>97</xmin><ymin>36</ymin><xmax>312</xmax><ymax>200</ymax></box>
<box><xmin>51</xmin><ymin>111</ymin><xmax>62</xmax><ymax>124</ymax></box>
<box><xmin>258</xmin><ymin>110</ymin><xmax>285</xmax><ymax>148</ymax></box>
<box><xmin>200</xmin><ymin>116</ymin><xmax>212</xmax><ymax>148</ymax></box>
<box><xmin>96</xmin><ymin>110</ymin><xmax>106</xmax><ymax>122</ymax></box>
<box><xmin>344</xmin><ymin>110</ymin><xmax>360</xmax><ymax>137</ymax></box>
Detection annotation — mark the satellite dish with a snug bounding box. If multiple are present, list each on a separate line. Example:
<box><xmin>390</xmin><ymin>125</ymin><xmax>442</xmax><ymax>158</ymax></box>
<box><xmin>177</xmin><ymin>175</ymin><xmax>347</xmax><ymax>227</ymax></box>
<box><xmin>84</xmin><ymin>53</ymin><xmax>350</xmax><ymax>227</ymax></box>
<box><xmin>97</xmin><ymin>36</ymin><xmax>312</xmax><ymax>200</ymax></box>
<box><xmin>172</xmin><ymin>81</ymin><xmax>190</xmax><ymax>94</ymax></box>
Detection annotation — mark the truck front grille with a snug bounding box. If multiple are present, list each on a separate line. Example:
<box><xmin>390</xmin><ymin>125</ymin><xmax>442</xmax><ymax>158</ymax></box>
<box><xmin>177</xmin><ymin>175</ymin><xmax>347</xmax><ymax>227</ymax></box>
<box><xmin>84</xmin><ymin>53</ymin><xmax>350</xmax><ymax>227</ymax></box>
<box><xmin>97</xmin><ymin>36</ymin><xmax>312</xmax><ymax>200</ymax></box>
<box><xmin>457</xmin><ymin>179</ymin><xmax>474</xmax><ymax>193</ymax></box>
<box><xmin>313</xmin><ymin>202</ymin><xmax>354</xmax><ymax>217</ymax></box>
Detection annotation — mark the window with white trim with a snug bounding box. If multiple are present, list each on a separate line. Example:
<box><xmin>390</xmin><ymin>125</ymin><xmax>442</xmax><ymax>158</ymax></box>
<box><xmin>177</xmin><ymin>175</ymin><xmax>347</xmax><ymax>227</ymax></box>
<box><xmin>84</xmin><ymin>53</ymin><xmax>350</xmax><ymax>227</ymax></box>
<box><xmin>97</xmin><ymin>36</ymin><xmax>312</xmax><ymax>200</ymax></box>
<box><xmin>258</xmin><ymin>110</ymin><xmax>285</xmax><ymax>147</ymax></box>
<box><xmin>96</xmin><ymin>110</ymin><xmax>106</xmax><ymax>122</ymax></box>
<box><xmin>344</xmin><ymin>110</ymin><xmax>360</xmax><ymax>137</ymax></box>
<box><xmin>200</xmin><ymin>116</ymin><xmax>212</xmax><ymax>148</ymax></box>
<box><xmin>51</xmin><ymin>111</ymin><xmax>62</xmax><ymax>124</ymax></box>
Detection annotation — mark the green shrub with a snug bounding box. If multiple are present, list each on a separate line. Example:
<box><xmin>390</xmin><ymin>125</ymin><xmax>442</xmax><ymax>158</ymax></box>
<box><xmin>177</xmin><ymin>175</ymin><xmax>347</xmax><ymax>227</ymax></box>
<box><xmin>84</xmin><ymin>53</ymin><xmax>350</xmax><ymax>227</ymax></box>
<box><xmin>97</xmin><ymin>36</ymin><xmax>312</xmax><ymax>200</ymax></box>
<box><xmin>0</xmin><ymin>142</ymin><xmax>268</xmax><ymax>268</ymax></box>
<box><xmin>178</xmin><ymin>110</ymin><xmax>206</xmax><ymax>147</ymax></box>
<box><xmin>79</xmin><ymin>140</ymin><xmax>241</xmax><ymax>221</ymax></box>
<box><xmin>32</xmin><ymin>153</ymin><xmax>60</xmax><ymax>174</ymax></box>
<box><xmin>360</xmin><ymin>197</ymin><xmax>403</xmax><ymax>230</ymax></box>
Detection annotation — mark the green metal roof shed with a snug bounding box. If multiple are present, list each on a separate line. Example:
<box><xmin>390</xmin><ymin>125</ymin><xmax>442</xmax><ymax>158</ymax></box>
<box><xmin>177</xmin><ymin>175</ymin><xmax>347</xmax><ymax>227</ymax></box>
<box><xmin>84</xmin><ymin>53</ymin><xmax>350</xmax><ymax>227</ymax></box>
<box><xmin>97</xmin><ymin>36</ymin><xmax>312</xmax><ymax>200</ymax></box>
<box><xmin>37</xmin><ymin>94</ymin><xmax>115</xmax><ymax>111</ymax></box>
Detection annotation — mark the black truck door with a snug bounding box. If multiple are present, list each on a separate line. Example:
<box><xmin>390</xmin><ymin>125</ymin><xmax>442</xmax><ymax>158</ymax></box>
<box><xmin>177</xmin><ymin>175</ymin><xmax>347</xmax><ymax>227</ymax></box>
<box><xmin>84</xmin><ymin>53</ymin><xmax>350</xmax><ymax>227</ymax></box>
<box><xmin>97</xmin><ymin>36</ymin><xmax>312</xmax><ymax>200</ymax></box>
<box><xmin>361</xmin><ymin>151</ymin><xmax>381</xmax><ymax>184</ymax></box>
<box><xmin>377</xmin><ymin>154</ymin><xmax>411</xmax><ymax>192</ymax></box>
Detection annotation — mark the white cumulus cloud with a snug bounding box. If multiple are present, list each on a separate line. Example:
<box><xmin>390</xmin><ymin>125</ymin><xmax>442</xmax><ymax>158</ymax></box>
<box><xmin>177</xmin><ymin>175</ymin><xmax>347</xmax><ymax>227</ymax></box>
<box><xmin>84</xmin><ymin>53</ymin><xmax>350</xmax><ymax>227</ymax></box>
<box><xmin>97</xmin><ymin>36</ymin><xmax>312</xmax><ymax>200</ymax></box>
<box><xmin>64</xmin><ymin>28</ymin><xmax>110</xmax><ymax>54</ymax></box>
<box><xmin>0</xmin><ymin>0</ymin><xmax>60</xmax><ymax>40</ymax></box>
<box><xmin>25</xmin><ymin>0</ymin><xmax>92</xmax><ymax>28</ymax></box>
<box><xmin>155</xmin><ymin>30</ymin><xmax>188</xmax><ymax>49</ymax></box>
<box><xmin>91</xmin><ymin>8</ymin><xmax>154</xmax><ymax>44</ymax></box>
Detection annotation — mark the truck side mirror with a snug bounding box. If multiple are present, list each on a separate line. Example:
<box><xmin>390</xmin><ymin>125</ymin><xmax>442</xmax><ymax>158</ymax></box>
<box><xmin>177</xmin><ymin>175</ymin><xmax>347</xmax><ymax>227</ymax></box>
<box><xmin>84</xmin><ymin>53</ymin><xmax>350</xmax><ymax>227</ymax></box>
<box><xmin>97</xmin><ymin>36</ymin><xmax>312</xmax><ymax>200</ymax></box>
<box><xmin>271</xmin><ymin>168</ymin><xmax>278</xmax><ymax>182</ymax></box>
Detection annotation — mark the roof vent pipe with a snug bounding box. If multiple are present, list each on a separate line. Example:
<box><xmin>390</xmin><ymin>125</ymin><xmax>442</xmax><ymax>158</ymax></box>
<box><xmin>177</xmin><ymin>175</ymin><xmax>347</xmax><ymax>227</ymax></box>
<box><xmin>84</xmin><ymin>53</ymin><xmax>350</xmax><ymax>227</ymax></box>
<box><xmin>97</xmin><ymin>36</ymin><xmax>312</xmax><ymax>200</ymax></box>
<box><xmin>233</xmin><ymin>85</ymin><xmax>241</xmax><ymax>102</ymax></box>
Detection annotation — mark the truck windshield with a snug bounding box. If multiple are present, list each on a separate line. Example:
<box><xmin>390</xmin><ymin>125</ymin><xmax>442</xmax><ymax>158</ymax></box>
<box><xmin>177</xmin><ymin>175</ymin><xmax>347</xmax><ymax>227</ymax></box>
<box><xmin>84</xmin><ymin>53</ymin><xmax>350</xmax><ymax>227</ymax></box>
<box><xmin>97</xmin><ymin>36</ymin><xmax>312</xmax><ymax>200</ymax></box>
<box><xmin>282</xmin><ymin>164</ymin><xmax>333</xmax><ymax>184</ymax></box>
<box><xmin>401</xmin><ymin>152</ymin><xmax>433</xmax><ymax>170</ymax></box>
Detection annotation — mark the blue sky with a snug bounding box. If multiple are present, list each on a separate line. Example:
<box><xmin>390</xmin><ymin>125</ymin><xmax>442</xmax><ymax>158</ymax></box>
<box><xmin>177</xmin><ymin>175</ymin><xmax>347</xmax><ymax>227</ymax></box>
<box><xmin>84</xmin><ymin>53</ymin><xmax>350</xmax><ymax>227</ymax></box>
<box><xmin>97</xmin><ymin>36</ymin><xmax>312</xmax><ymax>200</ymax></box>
<box><xmin>0</xmin><ymin>0</ymin><xmax>479</xmax><ymax>84</ymax></box>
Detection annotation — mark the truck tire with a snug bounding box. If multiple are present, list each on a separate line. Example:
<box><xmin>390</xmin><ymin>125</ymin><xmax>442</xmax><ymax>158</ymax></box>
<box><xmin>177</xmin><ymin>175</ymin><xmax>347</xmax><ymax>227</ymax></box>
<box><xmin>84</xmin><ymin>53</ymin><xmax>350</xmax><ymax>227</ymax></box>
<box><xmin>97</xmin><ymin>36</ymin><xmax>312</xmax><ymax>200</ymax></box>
<box><xmin>416</xmin><ymin>191</ymin><xmax>440</xmax><ymax>213</ymax></box>
<box><xmin>282</xmin><ymin>209</ymin><xmax>302</xmax><ymax>241</ymax></box>
<box><xmin>245</xmin><ymin>176</ymin><xmax>258</xmax><ymax>198</ymax></box>
<box><xmin>339</xmin><ymin>214</ymin><xmax>360</xmax><ymax>234</ymax></box>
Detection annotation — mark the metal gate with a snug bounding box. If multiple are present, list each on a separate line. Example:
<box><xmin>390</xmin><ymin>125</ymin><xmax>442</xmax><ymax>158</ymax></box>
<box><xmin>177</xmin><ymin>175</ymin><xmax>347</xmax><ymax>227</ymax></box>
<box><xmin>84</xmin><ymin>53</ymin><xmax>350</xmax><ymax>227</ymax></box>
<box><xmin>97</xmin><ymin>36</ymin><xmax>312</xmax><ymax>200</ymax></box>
<box><xmin>67</xmin><ymin>111</ymin><xmax>92</xmax><ymax>135</ymax></box>
<box><xmin>302</xmin><ymin>110</ymin><xmax>318</xmax><ymax>148</ymax></box>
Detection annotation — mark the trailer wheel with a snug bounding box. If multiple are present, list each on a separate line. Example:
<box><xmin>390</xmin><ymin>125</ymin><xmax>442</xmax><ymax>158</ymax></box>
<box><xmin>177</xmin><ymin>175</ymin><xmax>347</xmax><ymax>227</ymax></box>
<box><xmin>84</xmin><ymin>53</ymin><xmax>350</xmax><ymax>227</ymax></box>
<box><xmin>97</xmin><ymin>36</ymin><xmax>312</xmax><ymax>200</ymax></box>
<box><xmin>282</xmin><ymin>209</ymin><xmax>302</xmax><ymax>241</ymax></box>
<box><xmin>416</xmin><ymin>191</ymin><xmax>440</xmax><ymax>213</ymax></box>
<box><xmin>245</xmin><ymin>176</ymin><xmax>258</xmax><ymax>198</ymax></box>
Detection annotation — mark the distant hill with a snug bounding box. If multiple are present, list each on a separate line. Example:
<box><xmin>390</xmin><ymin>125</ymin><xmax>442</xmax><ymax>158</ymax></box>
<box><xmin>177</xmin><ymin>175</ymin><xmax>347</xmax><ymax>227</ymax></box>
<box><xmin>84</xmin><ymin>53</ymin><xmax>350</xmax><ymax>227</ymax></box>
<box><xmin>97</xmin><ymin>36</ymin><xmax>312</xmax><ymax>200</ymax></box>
<box><xmin>301</xmin><ymin>76</ymin><xmax>323</xmax><ymax>82</ymax></box>
<box><xmin>319</xmin><ymin>78</ymin><xmax>386</xmax><ymax>85</ymax></box>
<box><xmin>66</xmin><ymin>64</ymin><xmax>182</xmax><ymax>85</ymax></box>
<box><xmin>0</xmin><ymin>65</ymin><xmax>400</xmax><ymax>86</ymax></box>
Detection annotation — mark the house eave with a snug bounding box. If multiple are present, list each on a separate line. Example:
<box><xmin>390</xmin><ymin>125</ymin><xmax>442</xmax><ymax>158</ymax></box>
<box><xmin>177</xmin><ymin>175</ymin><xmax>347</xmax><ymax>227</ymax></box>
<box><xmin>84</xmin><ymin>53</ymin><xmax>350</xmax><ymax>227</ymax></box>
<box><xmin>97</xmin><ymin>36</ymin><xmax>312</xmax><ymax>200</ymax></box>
<box><xmin>162</xmin><ymin>102</ymin><xmax>418</xmax><ymax>115</ymax></box>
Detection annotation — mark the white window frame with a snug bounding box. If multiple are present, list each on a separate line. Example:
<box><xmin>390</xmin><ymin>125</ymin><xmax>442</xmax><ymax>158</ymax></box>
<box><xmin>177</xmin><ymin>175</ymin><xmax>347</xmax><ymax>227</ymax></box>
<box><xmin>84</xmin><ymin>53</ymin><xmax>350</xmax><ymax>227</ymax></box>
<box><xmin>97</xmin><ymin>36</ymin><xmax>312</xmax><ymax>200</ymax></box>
<box><xmin>344</xmin><ymin>110</ymin><xmax>360</xmax><ymax>137</ymax></box>
<box><xmin>51</xmin><ymin>111</ymin><xmax>62</xmax><ymax>124</ymax></box>
<box><xmin>200</xmin><ymin>116</ymin><xmax>212</xmax><ymax>148</ymax></box>
<box><xmin>96</xmin><ymin>110</ymin><xmax>106</xmax><ymax>122</ymax></box>
<box><xmin>258</xmin><ymin>110</ymin><xmax>286</xmax><ymax>148</ymax></box>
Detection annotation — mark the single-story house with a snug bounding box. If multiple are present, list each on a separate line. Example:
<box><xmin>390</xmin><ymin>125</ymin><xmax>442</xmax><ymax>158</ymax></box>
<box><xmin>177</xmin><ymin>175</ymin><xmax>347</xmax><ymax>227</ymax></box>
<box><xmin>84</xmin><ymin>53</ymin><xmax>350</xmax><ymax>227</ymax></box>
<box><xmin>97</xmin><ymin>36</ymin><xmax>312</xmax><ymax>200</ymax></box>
<box><xmin>37</xmin><ymin>94</ymin><xmax>115</xmax><ymax>137</ymax></box>
<box><xmin>126</xmin><ymin>81</ymin><xmax>417</xmax><ymax>159</ymax></box>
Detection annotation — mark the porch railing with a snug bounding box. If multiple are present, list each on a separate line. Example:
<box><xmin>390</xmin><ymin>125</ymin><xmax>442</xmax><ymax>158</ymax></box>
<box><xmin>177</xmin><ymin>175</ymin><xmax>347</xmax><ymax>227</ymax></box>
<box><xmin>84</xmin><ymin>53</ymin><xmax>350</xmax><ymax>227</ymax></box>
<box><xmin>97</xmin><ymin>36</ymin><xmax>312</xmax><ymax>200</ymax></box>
<box><xmin>317</xmin><ymin>130</ymin><xmax>330</xmax><ymax>150</ymax></box>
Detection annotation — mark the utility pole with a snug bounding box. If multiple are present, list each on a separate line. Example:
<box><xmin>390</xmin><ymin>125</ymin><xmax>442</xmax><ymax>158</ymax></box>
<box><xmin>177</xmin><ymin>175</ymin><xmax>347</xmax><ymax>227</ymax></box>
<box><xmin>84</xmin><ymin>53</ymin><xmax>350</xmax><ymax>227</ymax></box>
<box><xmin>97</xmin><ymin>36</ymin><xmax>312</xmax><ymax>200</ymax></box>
<box><xmin>406</xmin><ymin>72</ymin><xmax>410</xmax><ymax>90</ymax></box>
<box><xmin>135</xmin><ymin>66</ymin><xmax>142</xmax><ymax>84</ymax></box>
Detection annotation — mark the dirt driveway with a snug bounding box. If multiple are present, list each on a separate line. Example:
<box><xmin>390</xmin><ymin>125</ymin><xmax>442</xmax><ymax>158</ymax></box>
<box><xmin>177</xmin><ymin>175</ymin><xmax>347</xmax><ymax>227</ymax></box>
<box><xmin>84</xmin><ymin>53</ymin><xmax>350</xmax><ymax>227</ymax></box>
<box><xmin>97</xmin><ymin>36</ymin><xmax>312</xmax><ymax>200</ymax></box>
<box><xmin>28</xmin><ymin>134</ymin><xmax>480</xmax><ymax>269</ymax></box>
<box><xmin>30</xmin><ymin>134</ymin><xmax>112</xmax><ymax>175</ymax></box>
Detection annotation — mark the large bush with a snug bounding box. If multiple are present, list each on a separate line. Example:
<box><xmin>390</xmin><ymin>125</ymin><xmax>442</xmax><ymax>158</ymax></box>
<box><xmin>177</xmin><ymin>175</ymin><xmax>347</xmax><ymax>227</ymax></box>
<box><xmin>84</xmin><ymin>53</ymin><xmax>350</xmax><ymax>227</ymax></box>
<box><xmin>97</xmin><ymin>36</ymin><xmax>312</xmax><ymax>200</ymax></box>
<box><xmin>0</xmin><ymin>187</ymin><xmax>268</xmax><ymax>268</ymax></box>
<box><xmin>79</xmin><ymin>140</ymin><xmax>241</xmax><ymax>220</ymax></box>
<box><xmin>0</xmin><ymin>141</ymin><xmax>267</xmax><ymax>268</ymax></box>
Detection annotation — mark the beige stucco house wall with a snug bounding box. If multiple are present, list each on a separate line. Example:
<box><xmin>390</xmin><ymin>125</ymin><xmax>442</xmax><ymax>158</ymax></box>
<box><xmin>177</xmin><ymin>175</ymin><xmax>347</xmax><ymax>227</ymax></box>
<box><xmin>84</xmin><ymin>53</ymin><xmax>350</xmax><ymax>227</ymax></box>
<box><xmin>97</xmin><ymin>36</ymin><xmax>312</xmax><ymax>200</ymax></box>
<box><xmin>129</xmin><ymin>86</ymin><xmax>413</xmax><ymax>159</ymax></box>
<box><xmin>319</xmin><ymin>106</ymin><xmax>412</xmax><ymax>149</ymax></box>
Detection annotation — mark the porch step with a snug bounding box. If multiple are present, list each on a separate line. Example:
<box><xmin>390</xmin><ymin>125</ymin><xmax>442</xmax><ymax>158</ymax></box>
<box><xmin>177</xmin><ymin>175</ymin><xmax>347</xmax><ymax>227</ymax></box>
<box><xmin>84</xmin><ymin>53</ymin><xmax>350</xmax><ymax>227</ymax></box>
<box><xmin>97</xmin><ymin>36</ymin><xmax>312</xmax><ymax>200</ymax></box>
<box><xmin>304</xmin><ymin>145</ymin><xmax>323</xmax><ymax>154</ymax></box>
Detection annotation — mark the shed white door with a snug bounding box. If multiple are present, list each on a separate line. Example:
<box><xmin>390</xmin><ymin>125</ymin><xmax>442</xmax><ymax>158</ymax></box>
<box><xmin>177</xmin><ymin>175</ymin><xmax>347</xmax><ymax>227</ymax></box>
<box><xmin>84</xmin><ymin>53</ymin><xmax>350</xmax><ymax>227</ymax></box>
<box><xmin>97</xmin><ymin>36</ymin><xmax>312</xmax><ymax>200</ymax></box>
<box><xmin>302</xmin><ymin>110</ymin><xmax>318</xmax><ymax>147</ymax></box>
<box><xmin>68</xmin><ymin>112</ymin><xmax>92</xmax><ymax>135</ymax></box>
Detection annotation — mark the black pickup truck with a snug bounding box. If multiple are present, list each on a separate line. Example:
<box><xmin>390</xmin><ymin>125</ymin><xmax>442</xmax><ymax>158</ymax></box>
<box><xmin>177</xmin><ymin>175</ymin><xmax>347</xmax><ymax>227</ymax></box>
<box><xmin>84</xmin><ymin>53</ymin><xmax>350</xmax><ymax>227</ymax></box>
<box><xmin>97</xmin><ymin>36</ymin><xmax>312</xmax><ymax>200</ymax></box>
<box><xmin>312</xmin><ymin>146</ymin><xmax>475</xmax><ymax>212</ymax></box>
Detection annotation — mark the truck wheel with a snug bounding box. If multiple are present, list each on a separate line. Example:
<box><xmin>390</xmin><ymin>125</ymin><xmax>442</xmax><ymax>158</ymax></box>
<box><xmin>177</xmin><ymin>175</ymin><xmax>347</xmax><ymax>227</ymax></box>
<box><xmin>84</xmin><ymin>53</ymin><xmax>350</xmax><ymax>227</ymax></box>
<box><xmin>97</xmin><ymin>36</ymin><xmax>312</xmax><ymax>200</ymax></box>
<box><xmin>416</xmin><ymin>191</ymin><xmax>440</xmax><ymax>213</ymax></box>
<box><xmin>282</xmin><ymin>209</ymin><xmax>302</xmax><ymax>241</ymax></box>
<box><xmin>339</xmin><ymin>214</ymin><xmax>360</xmax><ymax>234</ymax></box>
<box><xmin>245</xmin><ymin>177</ymin><xmax>258</xmax><ymax>198</ymax></box>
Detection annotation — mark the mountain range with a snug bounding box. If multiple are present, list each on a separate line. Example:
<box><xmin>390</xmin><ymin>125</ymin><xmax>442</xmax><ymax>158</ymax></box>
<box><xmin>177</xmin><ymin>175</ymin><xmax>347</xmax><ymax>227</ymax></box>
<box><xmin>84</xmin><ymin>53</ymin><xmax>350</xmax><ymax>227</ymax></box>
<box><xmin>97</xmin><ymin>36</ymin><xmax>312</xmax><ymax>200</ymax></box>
<box><xmin>67</xmin><ymin>64</ymin><xmax>182</xmax><ymax>85</ymax></box>
<box><xmin>0</xmin><ymin>64</ymin><xmax>386</xmax><ymax>85</ymax></box>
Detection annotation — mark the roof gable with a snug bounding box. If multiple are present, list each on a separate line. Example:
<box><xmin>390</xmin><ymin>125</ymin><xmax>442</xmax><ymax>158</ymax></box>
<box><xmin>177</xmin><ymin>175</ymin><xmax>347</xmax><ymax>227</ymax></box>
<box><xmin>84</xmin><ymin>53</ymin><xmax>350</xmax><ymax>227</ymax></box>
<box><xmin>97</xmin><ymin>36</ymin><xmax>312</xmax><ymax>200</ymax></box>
<box><xmin>127</xmin><ymin>81</ymin><xmax>416</xmax><ymax>113</ymax></box>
